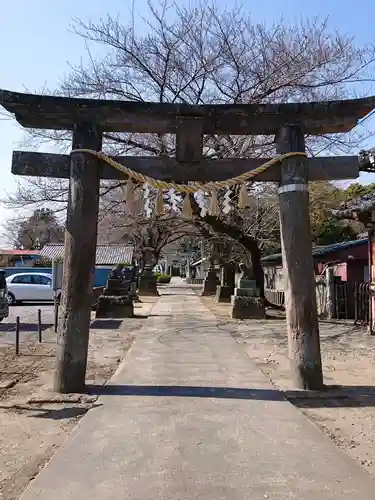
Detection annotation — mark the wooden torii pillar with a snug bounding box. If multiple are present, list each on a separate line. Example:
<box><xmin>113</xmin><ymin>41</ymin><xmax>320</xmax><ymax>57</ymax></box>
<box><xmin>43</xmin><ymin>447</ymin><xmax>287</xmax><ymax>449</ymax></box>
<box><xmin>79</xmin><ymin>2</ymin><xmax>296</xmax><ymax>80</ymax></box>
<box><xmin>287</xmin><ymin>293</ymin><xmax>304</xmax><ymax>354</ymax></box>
<box><xmin>1</xmin><ymin>89</ymin><xmax>374</xmax><ymax>392</ymax></box>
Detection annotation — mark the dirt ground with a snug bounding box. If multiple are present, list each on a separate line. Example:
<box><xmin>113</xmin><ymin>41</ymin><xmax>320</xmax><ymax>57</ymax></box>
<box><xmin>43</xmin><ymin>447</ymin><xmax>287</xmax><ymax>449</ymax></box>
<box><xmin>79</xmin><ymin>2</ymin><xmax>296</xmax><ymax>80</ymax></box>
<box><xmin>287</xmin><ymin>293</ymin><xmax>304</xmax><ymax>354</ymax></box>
<box><xmin>3</xmin><ymin>290</ymin><xmax>375</xmax><ymax>498</ymax></box>
<box><xmin>202</xmin><ymin>296</ymin><xmax>375</xmax><ymax>480</ymax></box>
<box><xmin>0</xmin><ymin>297</ymin><xmax>157</xmax><ymax>500</ymax></box>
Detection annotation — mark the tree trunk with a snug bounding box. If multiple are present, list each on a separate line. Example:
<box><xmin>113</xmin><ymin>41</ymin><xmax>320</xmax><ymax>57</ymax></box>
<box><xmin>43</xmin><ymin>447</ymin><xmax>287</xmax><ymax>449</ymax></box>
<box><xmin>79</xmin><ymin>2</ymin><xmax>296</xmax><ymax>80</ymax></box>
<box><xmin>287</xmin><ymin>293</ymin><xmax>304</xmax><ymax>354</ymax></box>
<box><xmin>141</xmin><ymin>248</ymin><xmax>160</xmax><ymax>270</ymax></box>
<box><xmin>202</xmin><ymin>215</ymin><xmax>265</xmax><ymax>297</ymax></box>
<box><xmin>246</xmin><ymin>242</ymin><xmax>264</xmax><ymax>295</ymax></box>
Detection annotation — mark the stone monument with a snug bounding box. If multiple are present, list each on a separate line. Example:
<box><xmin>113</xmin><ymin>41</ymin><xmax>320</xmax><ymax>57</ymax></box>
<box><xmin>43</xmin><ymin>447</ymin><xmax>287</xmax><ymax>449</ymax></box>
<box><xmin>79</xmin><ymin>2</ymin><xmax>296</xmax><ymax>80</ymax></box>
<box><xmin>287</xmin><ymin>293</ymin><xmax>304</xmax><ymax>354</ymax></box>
<box><xmin>215</xmin><ymin>262</ymin><xmax>235</xmax><ymax>303</ymax></box>
<box><xmin>138</xmin><ymin>246</ymin><xmax>159</xmax><ymax>296</ymax></box>
<box><xmin>230</xmin><ymin>263</ymin><xmax>265</xmax><ymax>319</ymax></box>
<box><xmin>201</xmin><ymin>256</ymin><xmax>220</xmax><ymax>296</ymax></box>
<box><xmin>96</xmin><ymin>267</ymin><xmax>134</xmax><ymax>318</ymax></box>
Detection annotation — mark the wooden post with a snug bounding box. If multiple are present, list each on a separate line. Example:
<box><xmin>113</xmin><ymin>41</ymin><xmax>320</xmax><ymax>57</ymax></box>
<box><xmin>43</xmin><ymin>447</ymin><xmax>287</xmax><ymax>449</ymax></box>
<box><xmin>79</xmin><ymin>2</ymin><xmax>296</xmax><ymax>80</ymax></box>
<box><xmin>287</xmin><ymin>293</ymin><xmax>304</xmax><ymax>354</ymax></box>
<box><xmin>15</xmin><ymin>316</ymin><xmax>20</xmax><ymax>355</ymax></box>
<box><xmin>325</xmin><ymin>267</ymin><xmax>335</xmax><ymax>320</ymax></box>
<box><xmin>37</xmin><ymin>308</ymin><xmax>42</xmax><ymax>343</ymax></box>
<box><xmin>53</xmin><ymin>123</ymin><xmax>102</xmax><ymax>393</ymax></box>
<box><xmin>54</xmin><ymin>299</ymin><xmax>59</xmax><ymax>333</ymax></box>
<box><xmin>369</xmin><ymin>218</ymin><xmax>375</xmax><ymax>335</ymax></box>
<box><xmin>276</xmin><ymin>125</ymin><xmax>323</xmax><ymax>390</ymax></box>
<box><xmin>175</xmin><ymin>116</ymin><xmax>203</xmax><ymax>163</ymax></box>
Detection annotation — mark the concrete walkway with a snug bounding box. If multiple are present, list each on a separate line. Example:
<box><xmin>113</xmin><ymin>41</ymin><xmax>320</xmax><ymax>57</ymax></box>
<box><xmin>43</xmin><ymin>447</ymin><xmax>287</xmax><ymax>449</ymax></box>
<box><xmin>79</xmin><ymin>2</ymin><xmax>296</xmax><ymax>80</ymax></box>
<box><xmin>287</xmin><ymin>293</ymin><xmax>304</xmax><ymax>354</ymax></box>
<box><xmin>20</xmin><ymin>282</ymin><xmax>375</xmax><ymax>499</ymax></box>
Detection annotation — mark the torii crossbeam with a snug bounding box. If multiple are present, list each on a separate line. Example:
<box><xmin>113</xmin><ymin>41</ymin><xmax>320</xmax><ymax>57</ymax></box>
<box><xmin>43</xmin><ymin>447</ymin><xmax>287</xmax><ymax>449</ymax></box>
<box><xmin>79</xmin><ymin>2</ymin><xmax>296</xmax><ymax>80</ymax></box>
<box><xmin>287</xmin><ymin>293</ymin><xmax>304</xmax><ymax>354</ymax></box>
<box><xmin>1</xmin><ymin>88</ymin><xmax>374</xmax><ymax>393</ymax></box>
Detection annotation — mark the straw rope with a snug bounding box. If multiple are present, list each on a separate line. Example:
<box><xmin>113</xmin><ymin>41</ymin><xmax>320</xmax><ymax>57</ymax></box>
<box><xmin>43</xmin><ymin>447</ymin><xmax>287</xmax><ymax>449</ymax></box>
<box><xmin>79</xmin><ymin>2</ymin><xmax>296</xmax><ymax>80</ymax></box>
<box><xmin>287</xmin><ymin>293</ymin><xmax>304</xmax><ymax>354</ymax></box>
<box><xmin>70</xmin><ymin>149</ymin><xmax>307</xmax><ymax>193</ymax></box>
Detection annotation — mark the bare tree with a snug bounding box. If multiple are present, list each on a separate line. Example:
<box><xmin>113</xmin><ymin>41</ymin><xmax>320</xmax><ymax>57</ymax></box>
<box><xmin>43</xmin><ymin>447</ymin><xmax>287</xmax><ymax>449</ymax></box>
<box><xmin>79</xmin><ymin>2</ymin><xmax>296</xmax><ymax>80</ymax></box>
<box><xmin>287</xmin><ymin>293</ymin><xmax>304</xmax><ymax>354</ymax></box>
<box><xmin>96</xmin><ymin>184</ymin><xmax>200</xmax><ymax>268</ymax></box>
<box><xmin>2</xmin><ymin>208</ymin><xmax>65</xmax><ymax>249</ymax></box>
<box><xmin>108</xmin><ymin>215</ymin><xmax>199</xmax><ymax>270</ymax></box>
<box><xmin>3</xmin><ymin>1</ymin><xmax>375</xmax><ymax>288</ymax></box>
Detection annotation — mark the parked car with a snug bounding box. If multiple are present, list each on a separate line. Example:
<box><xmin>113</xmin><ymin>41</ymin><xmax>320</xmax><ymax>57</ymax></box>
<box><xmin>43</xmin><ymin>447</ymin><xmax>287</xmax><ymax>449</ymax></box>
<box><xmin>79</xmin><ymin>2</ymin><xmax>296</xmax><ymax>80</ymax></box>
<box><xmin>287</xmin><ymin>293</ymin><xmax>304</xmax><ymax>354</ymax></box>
<box><xmin>6</xmin><ymin>272</ymin><xmax>56</xmax><ymax>305</ymax></box>
<box><xmin>0</xmin><ymin>270</ymin><xmax>9</xmax><ymax>321</ymax></box>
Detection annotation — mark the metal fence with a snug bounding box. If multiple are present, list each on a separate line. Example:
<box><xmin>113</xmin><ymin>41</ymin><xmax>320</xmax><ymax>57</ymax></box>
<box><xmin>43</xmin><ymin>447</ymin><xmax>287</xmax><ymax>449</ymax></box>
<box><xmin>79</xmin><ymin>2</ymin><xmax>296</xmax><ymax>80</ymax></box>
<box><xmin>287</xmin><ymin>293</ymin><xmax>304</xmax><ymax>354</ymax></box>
<box><xmin>354</xmin><ymin>282</ymin><xmax>370</xmax><ymax>325</ymax></box>
<box><xmin>265</xmin><ymin>280</ymin><xmax>371</xmax><ymax>326</ymax></box>
<box><xmin>264</xmin><ymin>289</ymin><xmax>285</xmax><ymax>308</ymax></box>
<box><xmin>334</xmin><ymin>281</ymin><xmax>349</xmax><ymax>320</ymax></box>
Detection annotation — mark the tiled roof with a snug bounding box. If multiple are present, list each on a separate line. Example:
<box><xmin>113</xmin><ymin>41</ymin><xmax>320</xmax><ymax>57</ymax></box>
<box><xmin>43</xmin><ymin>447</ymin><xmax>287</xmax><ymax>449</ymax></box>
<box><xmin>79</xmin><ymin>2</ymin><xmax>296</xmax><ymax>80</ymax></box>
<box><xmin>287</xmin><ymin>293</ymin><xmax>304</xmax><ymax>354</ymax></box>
<box><xmin>40</xmin><ymin>244</ymin><xmax>134</xmax><ymax>265</ymax></box>
<box><xmin>262</xmin><ymin>238</ymin><xmax>367</xmax><ymax>265</ymax></box>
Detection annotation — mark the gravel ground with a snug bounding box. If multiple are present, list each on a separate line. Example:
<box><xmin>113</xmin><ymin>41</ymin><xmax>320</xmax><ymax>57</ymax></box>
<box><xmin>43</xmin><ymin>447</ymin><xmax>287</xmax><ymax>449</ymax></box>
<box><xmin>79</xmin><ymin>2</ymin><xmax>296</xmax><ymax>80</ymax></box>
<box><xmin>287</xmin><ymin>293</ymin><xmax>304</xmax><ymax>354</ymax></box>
<box><xmin>201</xmin><ymin>296</ymin><xmax>375</xmax><ymax>480</ymax></box>
<box><xmin>0</xmin><ymin>298</ymin><xmax>157</xmax><ymax>500</ymax></box>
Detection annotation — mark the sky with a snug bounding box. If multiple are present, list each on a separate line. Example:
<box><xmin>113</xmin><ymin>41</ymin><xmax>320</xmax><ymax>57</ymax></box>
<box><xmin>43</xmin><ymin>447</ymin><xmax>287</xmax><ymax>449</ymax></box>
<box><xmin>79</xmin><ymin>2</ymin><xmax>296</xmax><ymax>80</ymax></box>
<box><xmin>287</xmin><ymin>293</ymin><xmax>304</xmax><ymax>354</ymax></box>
<box><xmin>1</xmin><ymin>0</ymin><xmax>375</xmax><ymax>245</ymax></box>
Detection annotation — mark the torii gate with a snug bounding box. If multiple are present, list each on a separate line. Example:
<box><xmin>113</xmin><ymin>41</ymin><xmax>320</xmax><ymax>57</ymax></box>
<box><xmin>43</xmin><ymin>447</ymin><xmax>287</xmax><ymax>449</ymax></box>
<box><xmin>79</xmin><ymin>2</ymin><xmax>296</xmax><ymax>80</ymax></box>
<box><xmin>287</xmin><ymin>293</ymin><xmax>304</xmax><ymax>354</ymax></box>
<box><xmin>1</xmin><ymin>89</ymin><xmax>374</xmax><ymax>393</ymax></box>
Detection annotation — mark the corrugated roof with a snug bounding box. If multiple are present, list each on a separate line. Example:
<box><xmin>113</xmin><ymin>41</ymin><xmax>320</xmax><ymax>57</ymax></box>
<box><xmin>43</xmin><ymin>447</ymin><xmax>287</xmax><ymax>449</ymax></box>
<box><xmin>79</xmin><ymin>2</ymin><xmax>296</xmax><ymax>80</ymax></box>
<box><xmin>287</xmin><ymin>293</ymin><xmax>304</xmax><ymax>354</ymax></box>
<box><xmin>262</xmin><ymin>238</ymin><xmax>367</xmax><ymax>265</ymax></box>
<box><xmin>40</xmin><ymin>244</ymin><xmax>134</xmax><ymax>265</ymax></box>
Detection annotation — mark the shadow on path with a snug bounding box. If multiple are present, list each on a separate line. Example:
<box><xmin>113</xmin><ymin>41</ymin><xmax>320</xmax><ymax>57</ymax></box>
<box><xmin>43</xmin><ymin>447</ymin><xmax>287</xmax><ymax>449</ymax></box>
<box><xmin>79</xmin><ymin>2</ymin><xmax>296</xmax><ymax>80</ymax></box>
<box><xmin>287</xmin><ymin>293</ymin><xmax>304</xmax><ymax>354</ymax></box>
<box><xmin>0</xmin><ymin>404</ymin><xmax>102</xmax><ymax>420</ymax></box>
<box><xmin>90</xmin><ymin>319</ymin><xmax>123</xmax><ymax>329</ymax></box>
<box><xmin>86</xmin><ymin>384</ymin><xmax>375</xmax><ymax>408</ymax></box>
<box><xmin>0</xmin><ymin>323</ymin><xmax>53</xmax><ymax>332</ymax></box>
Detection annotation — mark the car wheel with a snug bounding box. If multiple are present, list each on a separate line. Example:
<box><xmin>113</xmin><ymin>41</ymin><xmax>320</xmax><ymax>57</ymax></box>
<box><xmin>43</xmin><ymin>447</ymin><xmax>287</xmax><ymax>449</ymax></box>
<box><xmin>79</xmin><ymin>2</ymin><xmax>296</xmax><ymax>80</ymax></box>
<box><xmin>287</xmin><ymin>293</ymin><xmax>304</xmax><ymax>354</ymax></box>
<box><xmin>7</xmin><ymin>293</ymin><xmax>16</xmax><ymax>306</ymax></box>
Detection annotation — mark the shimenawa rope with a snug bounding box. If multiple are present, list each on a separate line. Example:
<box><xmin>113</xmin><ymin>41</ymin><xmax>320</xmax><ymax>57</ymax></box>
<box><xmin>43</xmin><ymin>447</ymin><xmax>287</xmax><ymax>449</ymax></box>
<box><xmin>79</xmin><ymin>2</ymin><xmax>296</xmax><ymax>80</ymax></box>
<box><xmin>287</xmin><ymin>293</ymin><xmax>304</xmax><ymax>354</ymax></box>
<box><xmin>70</xmin><ymin>149</ymin><xmax>307</xmax><ymax>216</ymax></box>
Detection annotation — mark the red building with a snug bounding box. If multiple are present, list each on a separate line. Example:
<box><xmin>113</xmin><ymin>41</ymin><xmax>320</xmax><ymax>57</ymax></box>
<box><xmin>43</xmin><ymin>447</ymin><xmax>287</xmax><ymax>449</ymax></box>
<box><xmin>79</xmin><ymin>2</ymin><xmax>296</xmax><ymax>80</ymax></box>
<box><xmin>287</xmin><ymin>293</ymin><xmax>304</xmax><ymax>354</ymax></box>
<box><xmin>0</xmin><ymin>249</ymin><xmax>41</xmax><ymax>267</ymax></box>
<box><xmin>263</xmin><ymin>149</ymin><xmax>375</xmax><ymax>325</ymax></box>
<box><xmin>334</xmin><ymin>189</ymin><xmax>375</xmax><ymax>332</ymax></box>
<box><xmin>262</xmin><ymin>238</ymin><xmax>368</xmax><ymax>290</ymax></box>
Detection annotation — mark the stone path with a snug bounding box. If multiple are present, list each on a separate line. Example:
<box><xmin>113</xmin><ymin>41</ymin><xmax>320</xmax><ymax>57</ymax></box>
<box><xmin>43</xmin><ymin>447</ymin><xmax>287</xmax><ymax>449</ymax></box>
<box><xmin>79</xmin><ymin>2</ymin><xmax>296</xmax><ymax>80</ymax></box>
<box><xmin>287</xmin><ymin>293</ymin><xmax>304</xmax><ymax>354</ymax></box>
<box><xmin>20</xmin><ymin>281</ymin><xmax>375</xmax><ymax>499</ymax></box>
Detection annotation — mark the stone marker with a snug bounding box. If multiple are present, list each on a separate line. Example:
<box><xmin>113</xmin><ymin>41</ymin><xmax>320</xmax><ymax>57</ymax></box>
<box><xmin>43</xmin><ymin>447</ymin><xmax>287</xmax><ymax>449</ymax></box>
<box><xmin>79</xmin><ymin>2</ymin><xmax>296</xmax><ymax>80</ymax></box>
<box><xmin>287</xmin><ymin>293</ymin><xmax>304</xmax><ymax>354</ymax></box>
<box><xmin>230</xmin><ymin>264</ymin><xmax>265</xmax><ymax>319</ymax></box>
<box><xmin>138</xmin><ymin>265</ymin><xmax>159</xmax><ymax>296</ymax></box>
<box><xmin>201</xmin><ymin>268</ymin><xmax>220</xmax><ymax>296</ymax></box>
<box><xmin>138</xmin><ymin>245</ymin><xmax>159</xmax><ymax>297</ymax></box>
<box><xmin>96</xmin><ymin>277</ymin><xmax>134</xmax><ymax>318</ymax></box>
<box><xmin>216</xmin><ymin>263</ymin><xmax>235</xmax><ymax>303</ymax></box>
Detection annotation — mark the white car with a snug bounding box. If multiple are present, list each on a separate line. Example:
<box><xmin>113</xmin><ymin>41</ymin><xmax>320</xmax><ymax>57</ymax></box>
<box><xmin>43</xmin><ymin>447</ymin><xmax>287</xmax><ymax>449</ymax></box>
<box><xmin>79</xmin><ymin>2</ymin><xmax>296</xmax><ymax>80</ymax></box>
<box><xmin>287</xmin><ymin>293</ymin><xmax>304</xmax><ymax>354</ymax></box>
<box><xmin>6</xmin><ymin>272</ymin><xmax>55</xmax><ymax>305</ymax></box>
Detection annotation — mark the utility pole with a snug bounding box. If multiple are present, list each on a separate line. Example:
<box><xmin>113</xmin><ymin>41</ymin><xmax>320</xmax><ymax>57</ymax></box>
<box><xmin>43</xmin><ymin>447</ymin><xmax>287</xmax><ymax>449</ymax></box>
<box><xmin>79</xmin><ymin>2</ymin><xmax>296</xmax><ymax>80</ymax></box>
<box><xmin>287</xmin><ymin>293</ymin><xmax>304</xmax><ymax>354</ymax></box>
<box><xmin>276</xmin><ymin>125</ymin><xmax>323</xmax><ymax>390</ymax></box>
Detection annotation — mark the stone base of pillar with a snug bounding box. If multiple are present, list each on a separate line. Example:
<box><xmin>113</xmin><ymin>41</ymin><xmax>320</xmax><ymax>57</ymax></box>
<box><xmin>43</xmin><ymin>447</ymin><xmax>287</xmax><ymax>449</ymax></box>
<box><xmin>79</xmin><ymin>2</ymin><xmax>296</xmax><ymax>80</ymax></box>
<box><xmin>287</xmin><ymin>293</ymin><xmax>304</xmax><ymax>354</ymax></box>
<box><xmin>201</xmin><ymin>279</ymin><xmax>219</xmax><ymax>296</ymax></box>
<box><xmin>234</xmin><ymin>287</ymin><xmax>261</xmax><ymax>298</ymax></box>
<box><xmin>237</xmin><ymin>279</ymin><xmax>257</xmax><ymax>290</ymax></box>
<box><xmin>138</xmin><ymin>267</ymin><xmax>159</xmax><ymax>296</ymax></box>
<box><xmin>138</xmin><ymin>277</ymin><xmax>159</xmax><ymax>296</ymax></box>
<box><xmin>215</xmin><ymin>285</ymin><xmax>233</xmax><ymax>303</ymax></box>
<box><xmin>96</xmin><ymin>294</ymin><xmax>134</xmax><ymax>318</ymax></box>
<box><xmin>230</xmin><ymin>295</ymin><xmax>266</xmax><ymax>319</ymax></box>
